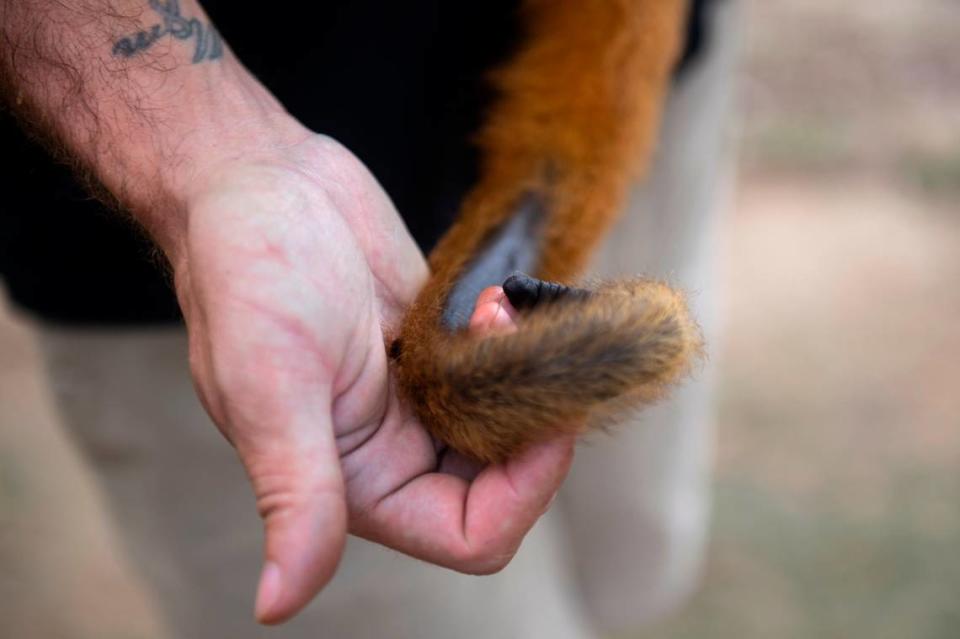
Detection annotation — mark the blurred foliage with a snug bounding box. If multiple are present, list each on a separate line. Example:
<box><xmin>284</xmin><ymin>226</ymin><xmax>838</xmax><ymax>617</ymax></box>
<box><xmin>899</xmin><ymin>146</ymin><xmax>960</xmax><ymax>197</ymax></box>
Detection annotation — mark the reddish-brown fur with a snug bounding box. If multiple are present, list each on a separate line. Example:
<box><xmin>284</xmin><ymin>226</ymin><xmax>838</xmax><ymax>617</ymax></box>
<box><xmin>394</xmin><ymin>0</ymin><xmax>700</xmax><ymax>463</ymax></box>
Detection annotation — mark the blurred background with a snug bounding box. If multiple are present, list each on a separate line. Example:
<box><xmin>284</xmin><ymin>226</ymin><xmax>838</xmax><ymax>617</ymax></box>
<box><xmin>645</xmin><ymin>1</ymin><xmax>960</xmax><ymax>637</ymax></box>
<box><xmin>2</xmin><ymin>0</ymin><xmax>959</xmax><ymax>637</ymax></box>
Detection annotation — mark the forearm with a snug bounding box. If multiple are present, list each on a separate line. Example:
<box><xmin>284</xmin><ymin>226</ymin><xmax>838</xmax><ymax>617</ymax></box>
<box><xmin>0</xmin><ymin>0</ymin><xmax>307</xmax><ymax>257</ymax></box>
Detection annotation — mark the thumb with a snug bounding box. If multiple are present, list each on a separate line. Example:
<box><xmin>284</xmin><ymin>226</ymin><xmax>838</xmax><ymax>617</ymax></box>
<box><xmin>241</xmin><ymin>421</ymin><xmax>347</xmax><ymax>625</ymax></box>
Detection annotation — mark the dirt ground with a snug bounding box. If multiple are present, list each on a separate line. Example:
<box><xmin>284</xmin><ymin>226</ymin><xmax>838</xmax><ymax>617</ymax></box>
<box><xmin>2</xmin><ymin>1</ymin><xmax>958</xmax><ymax>638</ymax></box>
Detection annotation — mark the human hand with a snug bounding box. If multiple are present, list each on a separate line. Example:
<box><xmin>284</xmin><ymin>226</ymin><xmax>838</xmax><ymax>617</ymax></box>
<box><xmin>1</xmin><ymin>3</ymin><xmax>573</xmax><ymax>624</ymax></box>
<box><xmin>171</xmin><ymin>133</ymin><xmax>575</xmax><ymax>624</ymax></box>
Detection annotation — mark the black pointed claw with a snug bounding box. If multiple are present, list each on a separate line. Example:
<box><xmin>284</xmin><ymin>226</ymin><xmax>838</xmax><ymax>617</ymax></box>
<box><xmin>388</xmin><ymin>338</ymin><xmax>403</xmax><ymax>359</ymax></box>
<box><xmin>502</xmin><ymin>272</ymin><xmax>591</xmax><ymax>310</ymax></box>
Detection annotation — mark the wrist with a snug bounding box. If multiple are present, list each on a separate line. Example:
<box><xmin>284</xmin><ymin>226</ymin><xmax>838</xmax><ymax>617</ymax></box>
<box><xmin>102</xmin><ymin>58</ymin><xmax>311</xmax><ymax>261</ymax></box>
<box><xmin>130</xmin><ymin>103</ymin><xmax>312</xmax><ymax>266</ymax></box>
<box><xmin>0</xmin><ymin>0</ymin><xmax>312</xmax><ymax>266</ymax></box>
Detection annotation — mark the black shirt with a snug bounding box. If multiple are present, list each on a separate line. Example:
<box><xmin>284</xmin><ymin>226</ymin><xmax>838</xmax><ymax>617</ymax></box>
<box><xmin>0</xmin><ymin>0</ymin><xmax>715</xmax><ymax>325</ymax></box>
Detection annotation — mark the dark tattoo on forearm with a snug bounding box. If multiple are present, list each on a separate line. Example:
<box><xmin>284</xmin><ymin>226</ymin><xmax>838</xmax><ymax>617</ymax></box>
<box><xmin>112</xmin><ymin>0</ymin><xmax>223</xmax><ymax>63</ymax></box>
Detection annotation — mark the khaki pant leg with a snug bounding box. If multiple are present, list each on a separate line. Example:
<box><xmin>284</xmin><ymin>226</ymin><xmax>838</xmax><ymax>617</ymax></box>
<box><xmin>37</xmin><ymin>326</ymin><xmax>596</xmax><ymax>639</ymax></box>
<box><xmin>558</xmin><ymin>1</ymin><xmax>741</xmax><ymax>631</ymax></box>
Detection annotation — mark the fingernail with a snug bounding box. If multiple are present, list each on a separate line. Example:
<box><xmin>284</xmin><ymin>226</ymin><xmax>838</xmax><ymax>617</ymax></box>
<box><xmin>255</xmin><ymin>561</ymin><xmax>282</xmax><ymax>622</ymax></box>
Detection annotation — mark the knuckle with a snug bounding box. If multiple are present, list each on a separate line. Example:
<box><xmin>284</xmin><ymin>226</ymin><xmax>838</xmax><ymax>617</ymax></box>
<box><xmin>253</xmin><ymin>474</ymin><xmax>304</xmax><ymax>521</ymax></box>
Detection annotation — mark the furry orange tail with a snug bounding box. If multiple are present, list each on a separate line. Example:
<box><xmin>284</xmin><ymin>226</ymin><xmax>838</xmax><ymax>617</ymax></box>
<box><xmin>393</xmin><ymin>0</ymin><xmax>700</xmax><ymax>462</ymax></box>
<box><xmin>394</xmin><ymin>277</ymin><xmax>701</xmax><ymax>463</ymax></box>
